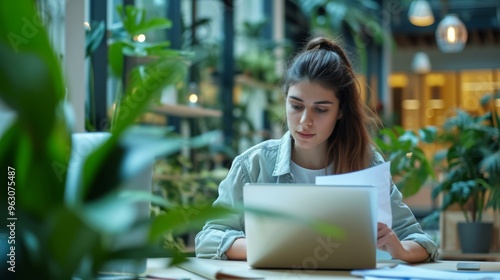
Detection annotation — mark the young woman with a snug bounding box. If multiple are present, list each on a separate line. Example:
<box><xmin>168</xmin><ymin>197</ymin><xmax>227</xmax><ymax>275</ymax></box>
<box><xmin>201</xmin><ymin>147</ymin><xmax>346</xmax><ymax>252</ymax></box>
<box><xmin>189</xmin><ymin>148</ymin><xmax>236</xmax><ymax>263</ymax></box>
<box><xmin>195</xmin><ymin>37</ymin><xmax>438</xmax><ymax>263</ymax></box>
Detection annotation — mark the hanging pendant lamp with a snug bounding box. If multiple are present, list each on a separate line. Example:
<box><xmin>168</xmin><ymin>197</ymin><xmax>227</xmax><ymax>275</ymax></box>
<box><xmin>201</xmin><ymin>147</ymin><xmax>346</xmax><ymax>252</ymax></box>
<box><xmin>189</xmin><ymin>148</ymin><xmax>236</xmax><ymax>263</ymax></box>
<box><xmin>435</xmin><ymin>14</ymin><xmax>468</xmax><ymax>53</ymax></box>
<box><xmin>408</xmin><ymin>0</ymin><xmax>435</xmax><ymax>27</ymax></box>
<box><xmin>412</xmin><ymin>52</ymin><xmax>431</xmax><ymax>74</ymax></box>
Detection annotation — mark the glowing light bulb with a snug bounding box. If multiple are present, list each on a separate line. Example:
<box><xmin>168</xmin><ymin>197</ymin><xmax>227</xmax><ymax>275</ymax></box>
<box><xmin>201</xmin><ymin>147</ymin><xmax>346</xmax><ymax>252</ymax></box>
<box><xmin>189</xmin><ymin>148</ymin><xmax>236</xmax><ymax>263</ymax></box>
<box><xmin>189</xmin><ymin>94</ymin><xmax>198</xmax><ymax>103</ymax></box>
<box><xmin>134</xmin><ymin>34</ymin><xmax>146</xmax><ymax>42</ymax></box>
<box><xmin>447</xmin><ymin>27</ymin><xmax>456</xmax><ymax>43</ymax></box>
<box><xmin>435</xmin><ymin>14</ymin><xmax>467</xmax><ymax>52</ymax></box>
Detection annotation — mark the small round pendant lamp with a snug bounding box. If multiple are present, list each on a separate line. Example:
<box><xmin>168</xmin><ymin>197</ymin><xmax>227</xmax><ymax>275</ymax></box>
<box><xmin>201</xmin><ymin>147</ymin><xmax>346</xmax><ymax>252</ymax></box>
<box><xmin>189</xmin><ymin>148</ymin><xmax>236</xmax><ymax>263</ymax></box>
<box><xmin>408</xmin><ymin>0</ymin><xmax>434</xmax><ymax>26</ymax></box>
<box><xmin>412</xmin><ymin>52</ymin><xmax>431</xmax><ymax>74</ymax></box>
<box><xmin>435</xmin><ymin>14</ymin><xmax>468</xmax><ymax>53</ymax></box>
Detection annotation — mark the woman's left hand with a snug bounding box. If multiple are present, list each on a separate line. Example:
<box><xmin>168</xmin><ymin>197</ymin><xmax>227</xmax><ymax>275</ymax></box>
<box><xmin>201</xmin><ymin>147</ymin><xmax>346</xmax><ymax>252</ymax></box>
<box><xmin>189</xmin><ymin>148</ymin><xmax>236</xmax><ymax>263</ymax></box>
<box><xmin>377</xmin><ymin>222</ymin><xmax>430</xmax><ymax>263</ymax></box>
<box><xmin>377</xmin><ymin>222</ymin><xmax>404</xmax><ymax>257</ymax></box>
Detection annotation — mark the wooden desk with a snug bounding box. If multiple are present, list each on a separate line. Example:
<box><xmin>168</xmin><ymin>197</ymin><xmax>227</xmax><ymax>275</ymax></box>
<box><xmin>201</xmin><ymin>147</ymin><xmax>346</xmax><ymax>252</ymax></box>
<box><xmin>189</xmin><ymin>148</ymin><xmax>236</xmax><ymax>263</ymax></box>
<box><xmin>145</xmin><ymin>258</ymin><xmax>500</xmax><ymax>279</ymax></box>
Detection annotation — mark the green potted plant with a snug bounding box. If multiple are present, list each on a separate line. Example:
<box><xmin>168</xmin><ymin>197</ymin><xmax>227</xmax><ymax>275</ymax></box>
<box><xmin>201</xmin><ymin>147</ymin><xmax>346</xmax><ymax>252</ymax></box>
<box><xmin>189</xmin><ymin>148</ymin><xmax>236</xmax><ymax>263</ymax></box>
<box><xmin>376</xmin><ymin>93</ymin><xmax>500</xmax><ymax>253</ymax></box>
<box><xmin>427</xmin><ymin>93</ymin><xmax>500</xmax><ymax>253</ymax></box>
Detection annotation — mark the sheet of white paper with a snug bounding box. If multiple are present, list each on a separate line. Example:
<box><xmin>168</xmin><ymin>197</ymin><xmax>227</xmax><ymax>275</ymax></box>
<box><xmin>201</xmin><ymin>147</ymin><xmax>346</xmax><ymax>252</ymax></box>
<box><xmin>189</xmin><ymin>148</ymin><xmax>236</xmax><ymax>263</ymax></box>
<box><xmin>352</xmin><ymin>264</ymin><xmax>500</xmax><ymax>280</ymax></box>
<box><xmin>315</xmin><ymin>161</ymin><xmax>392</xmax><ymax>228</ymax></box>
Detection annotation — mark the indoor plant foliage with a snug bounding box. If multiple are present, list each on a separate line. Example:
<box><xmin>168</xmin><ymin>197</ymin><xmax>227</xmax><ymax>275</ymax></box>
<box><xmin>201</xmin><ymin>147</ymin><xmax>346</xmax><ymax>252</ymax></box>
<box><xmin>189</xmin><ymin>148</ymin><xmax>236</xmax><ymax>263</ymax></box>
<box><xmin>235</xmin><ymin>20</ymin><xmax>290</xmax><ymax>86</ymax></box>
<box><xmin>428</xmin><ymin>94</ymin><xmax>500</xmax><ymax>253</ymax></box>
<box><xmin>375</xmin><ymin>125</ymin><xmax>437</xmax><ymax>198</ymax></box>
<box><xmin>377</xmin><ymin>94</ymin><xmax>500</xmax><ymax>253</ymax></box>
<box><xmin>108</xmin><ymin>4</ymin><xmax>192</xmax><ymax>120</ymax></box>
<box><xmin>0</xmin><ymin>1</ymin><xmax>232</xmax><ymax>279</ymax></box>
<box><xmin>108</xmin><ymin>4</ymin><xmax>185</xmax><ymax>80</ymax></box>
<box><xmin>431</xmin><ymin>103</ymin><xmax>500</xmax><ymax>222</ymax></box>
<box><xmin>292</xmin><ymin>0</ymin><xmax>388</xmax><ymax>96</ymax></box>
<box><xmin>150</xmin><ymin>129</ymin><xmax>230</xmax><ymax>252</ymax></box>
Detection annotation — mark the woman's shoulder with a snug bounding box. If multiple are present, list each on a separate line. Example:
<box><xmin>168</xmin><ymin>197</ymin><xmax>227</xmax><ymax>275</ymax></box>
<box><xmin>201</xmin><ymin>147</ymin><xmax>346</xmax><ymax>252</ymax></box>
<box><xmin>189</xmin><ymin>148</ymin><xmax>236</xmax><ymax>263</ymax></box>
<box><xmin>233</xmin><ymin>132</ymin><xmax>292</xmax><ymax>165</ymax></box>
<box><xmin>237</xmin><ymin>137</ymin><xmax>284</xmax><ymax>160</ymax></box>
<box><xmin>369</xmin><ymin>145</ymin><xmax>386</xmax><ymax>166</ymax></box>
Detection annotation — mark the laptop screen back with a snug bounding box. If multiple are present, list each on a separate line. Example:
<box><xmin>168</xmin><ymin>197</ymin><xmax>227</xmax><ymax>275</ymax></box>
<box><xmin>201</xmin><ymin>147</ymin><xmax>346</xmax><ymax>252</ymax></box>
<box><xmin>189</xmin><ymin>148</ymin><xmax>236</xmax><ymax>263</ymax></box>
<box><xmin>243</xmin><ymin>184</ymin><xmax>377</xmax><ymax>270</ymax></box>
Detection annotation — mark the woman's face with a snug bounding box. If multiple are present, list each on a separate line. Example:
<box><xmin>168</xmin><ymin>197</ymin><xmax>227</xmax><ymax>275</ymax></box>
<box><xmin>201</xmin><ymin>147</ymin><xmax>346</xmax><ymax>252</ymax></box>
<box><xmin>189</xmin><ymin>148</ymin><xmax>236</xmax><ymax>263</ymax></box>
<box><xmin>286</xmin><ymin>81</ymin><xmax>342</xmax><ymax>153</ymax></box>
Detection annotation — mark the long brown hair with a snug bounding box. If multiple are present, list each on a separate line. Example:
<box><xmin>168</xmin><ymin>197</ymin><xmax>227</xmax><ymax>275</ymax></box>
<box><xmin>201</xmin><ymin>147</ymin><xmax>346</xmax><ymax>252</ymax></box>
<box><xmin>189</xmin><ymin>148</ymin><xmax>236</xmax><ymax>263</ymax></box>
<box><xmin>281</xmin><ymin>37</ymin><xmax>381</xmax><ymax>174</ymax></box>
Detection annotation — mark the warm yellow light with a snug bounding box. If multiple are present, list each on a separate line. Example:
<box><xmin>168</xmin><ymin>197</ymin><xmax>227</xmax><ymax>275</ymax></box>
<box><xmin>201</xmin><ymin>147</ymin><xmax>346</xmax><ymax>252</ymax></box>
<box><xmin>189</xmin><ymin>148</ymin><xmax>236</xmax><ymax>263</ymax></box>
<box><xmin>426</xmin><ymin>74</ymin><xmax>445</xmax><ymax>86</ymax></box>
<box><xmin>410</xmin><ymin>15</ymin><xmax>434</xmax><ymax>26</ymax></box>
<box><xmin>389</xmin><ymin>74</ymin><xmax>409</xmax><ymax>87</ymax></box>
<box><xmin>425</xmin><ymin>108</ymin><xmax>435</xmax><ymax>118</ymax></box>
<box><xmin>447</xmin><ymin>27</ymin><xmax>456</xmax><ymax>43</ymax></box>
<box><xmin>134</xmin><ymin>34</ymin><xmax>146</xmax><ymax>42</ymax></box>
<box><xmin>408</xmin><ymin>0</ymin><xmax>434</xmax><ymax>27</ymax></box>
<box><xmin>189</xmin><ymin>94</ymin><xmax>198</xmax><ymax>103</ymax></box>
<box><xmin>83</xmin><ymin>22</ymin><xmax>90</xmax><ymax>31</ymax></box>
<box><xmin>428</xmin><ymin>99</ymin><xmax>444</xmax><ymax>109</ymax></box>
<box><xmin>402</xmin><ymin>100</ymin><xmax>420</xmax><ymax>110</ymax></box>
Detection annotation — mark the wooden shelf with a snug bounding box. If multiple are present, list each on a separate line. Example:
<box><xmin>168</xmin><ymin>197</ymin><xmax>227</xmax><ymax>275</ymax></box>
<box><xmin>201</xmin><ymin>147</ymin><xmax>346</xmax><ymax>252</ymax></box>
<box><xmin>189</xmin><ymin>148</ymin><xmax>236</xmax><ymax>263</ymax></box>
<box><xmin>235</xmin><ymin>74</ymin><xmax>277</xmax><ymax>91</ymax></box>
<box><xmin>438</xmin><ymin>250</ymin><xmax>500</xmax><ymax>261</ymax></box>
<box><xmin>151</xmin><ymin>104</ymin><xmax>222</xmax><ymax>118</ymax></box>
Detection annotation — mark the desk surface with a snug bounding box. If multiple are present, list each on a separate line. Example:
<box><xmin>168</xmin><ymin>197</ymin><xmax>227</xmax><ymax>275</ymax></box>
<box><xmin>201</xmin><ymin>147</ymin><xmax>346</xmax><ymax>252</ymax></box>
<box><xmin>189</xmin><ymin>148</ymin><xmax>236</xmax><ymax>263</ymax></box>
<box><xmin>145</xmin><ymin>258</ymin><xmax>500</xmax><ymax>280</ymax></box>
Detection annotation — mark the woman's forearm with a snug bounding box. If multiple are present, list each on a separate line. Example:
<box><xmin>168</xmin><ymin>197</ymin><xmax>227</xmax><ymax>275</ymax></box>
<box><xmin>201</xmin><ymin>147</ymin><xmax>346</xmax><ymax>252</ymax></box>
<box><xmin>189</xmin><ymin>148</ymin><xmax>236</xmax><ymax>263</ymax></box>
<box><xmin>396</xmin><ymin>240</ymin><xmax>430</xmax><ymax>263</ymax></box>
<box><xmin>225</xmin><ymin>238</ymin><xmax>247</xmax><ymax>260</ymax></box>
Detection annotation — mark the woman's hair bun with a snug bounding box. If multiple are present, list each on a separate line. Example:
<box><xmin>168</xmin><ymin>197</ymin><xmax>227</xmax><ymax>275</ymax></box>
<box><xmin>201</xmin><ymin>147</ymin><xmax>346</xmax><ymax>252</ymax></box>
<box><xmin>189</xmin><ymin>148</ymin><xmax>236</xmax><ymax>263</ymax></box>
<box><xmin>305</xmin><ymin>37</ymin><xmax>337</xmax><ymax>52</ymax></box>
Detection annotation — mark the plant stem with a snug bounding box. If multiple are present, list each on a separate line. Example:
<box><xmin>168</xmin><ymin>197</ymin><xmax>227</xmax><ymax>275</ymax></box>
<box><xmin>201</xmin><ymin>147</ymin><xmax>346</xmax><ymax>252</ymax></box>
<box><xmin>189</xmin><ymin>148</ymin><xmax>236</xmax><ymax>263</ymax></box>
<box><xmin>111</xmin><ymin>80</ymin><xmax>123</xmax><ymax>131</ymax></box>
<box><xmin>460</xmin><ymin>204</ymin><xmax>470</xmax><ymax>223</ymax></box>
<box><xmin>475</xmin><ymin>178</ymin><xmax>492</xmax><ymax>222</ymax></box>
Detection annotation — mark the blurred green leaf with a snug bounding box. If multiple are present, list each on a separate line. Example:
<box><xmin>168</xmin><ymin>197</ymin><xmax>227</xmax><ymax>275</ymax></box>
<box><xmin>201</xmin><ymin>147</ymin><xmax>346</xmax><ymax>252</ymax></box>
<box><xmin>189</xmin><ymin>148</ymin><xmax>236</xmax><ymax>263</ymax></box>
<box><xmin>117</xmin><ymin>5</ymin><xmax>172</xmax><ymax>36</ymax></box>
<box><xmin>109</xmin><ymin>41</ymin><xmax>126</xmax><ymax>77</ymax></box>
<box><xmin>0</xmin><ymin>1</ymin><xmax>70</xmax><ymax>216</ymax></box>
<box><xmin>149</xmin><ymin>205</ymin><xmax>235</xmax><ymax>241</ymax></box>
<box><xmin>112</xmin><ymin>57</ymin><xmax>188</xmax><ymax>134</ymax></box>
<box><xmin>117</xmin><ymin>190</ymin><xmax>174</xmax><ymax>209</ymax></box>
<box><xmin>376</xmin><ymin>125</ymin><xmax>435</xmax><ymax>198</ymax></box>
<box><xmin>419</xmin><ymin>126</ymin><xmax>438</xmax><ymax>143</ymax></box>
<box><xmin>0</xmin><ymin>1</ymin><xmax>196</xmax><ymax>278</ymax></box>
<box><xmin>46</xmin><ymin>208</ymin><xmax>101</xmax><ymax>279</ymax></box>
<box><xmin>85</xmin><ymin>21</ymin><xmax>105</xmax><ymax>57</ymax></box>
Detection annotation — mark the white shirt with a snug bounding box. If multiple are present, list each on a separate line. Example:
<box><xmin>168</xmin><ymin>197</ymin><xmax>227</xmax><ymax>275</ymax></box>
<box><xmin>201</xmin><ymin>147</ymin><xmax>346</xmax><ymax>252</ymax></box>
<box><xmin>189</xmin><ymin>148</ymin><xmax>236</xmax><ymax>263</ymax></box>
<box><xmin>290</xmin><ymin>161</ymin><xmax>333</xmax><ymax>183</ymax></box>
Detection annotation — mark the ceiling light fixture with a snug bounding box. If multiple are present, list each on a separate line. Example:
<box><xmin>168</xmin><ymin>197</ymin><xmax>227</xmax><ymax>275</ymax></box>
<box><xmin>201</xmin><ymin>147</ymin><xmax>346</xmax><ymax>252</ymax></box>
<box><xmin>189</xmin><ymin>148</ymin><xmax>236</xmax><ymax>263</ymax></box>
<box><xmin>435</xmin><ymin>14</ymin><xmax>468</xmax><ymax>53</ymax></box>
<box><xmin>408</xmin><ymin>0</ymin><xmax>435</xmax><ymax>27</ymax></box>
<box><xmin>412</xmin><ymin>52</ymin><xmax>431</xmax><ymax>74</ymax></box>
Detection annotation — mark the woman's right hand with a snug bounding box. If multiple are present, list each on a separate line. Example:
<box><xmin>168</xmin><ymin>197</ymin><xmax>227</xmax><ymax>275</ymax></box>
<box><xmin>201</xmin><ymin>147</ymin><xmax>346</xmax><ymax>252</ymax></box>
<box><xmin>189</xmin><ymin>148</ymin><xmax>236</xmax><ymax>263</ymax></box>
<box><xmin>226</xmin><ymin>237</ymin><xmax>247</xmax><ymax>260</ymax></box>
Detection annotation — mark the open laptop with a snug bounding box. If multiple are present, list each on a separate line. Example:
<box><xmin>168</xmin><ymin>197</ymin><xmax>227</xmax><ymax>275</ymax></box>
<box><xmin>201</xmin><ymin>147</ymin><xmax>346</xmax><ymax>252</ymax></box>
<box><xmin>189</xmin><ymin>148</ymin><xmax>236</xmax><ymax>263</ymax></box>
<box><xmin>243</xmin><ymin>183</ymin><xmax>377</xmax><ymax>270</ymax></box>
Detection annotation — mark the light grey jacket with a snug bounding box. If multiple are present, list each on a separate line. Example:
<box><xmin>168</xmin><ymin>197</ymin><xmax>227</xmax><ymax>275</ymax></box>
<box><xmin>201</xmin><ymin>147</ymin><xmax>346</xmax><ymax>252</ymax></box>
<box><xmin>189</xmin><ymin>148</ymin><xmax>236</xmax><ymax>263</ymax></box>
<box><xmin>195</xmin><ymin>131</ymin><xmax>439</xmax><ymax>261</ymax></box>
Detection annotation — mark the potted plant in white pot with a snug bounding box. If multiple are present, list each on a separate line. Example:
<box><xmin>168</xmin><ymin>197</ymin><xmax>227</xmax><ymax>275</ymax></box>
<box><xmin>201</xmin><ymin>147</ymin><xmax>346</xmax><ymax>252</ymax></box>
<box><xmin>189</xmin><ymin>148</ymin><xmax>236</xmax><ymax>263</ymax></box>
<box><xmin>427</xmin><ymin>93</ymin><xmax>500</xmax><ymax>253</ymax></box>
